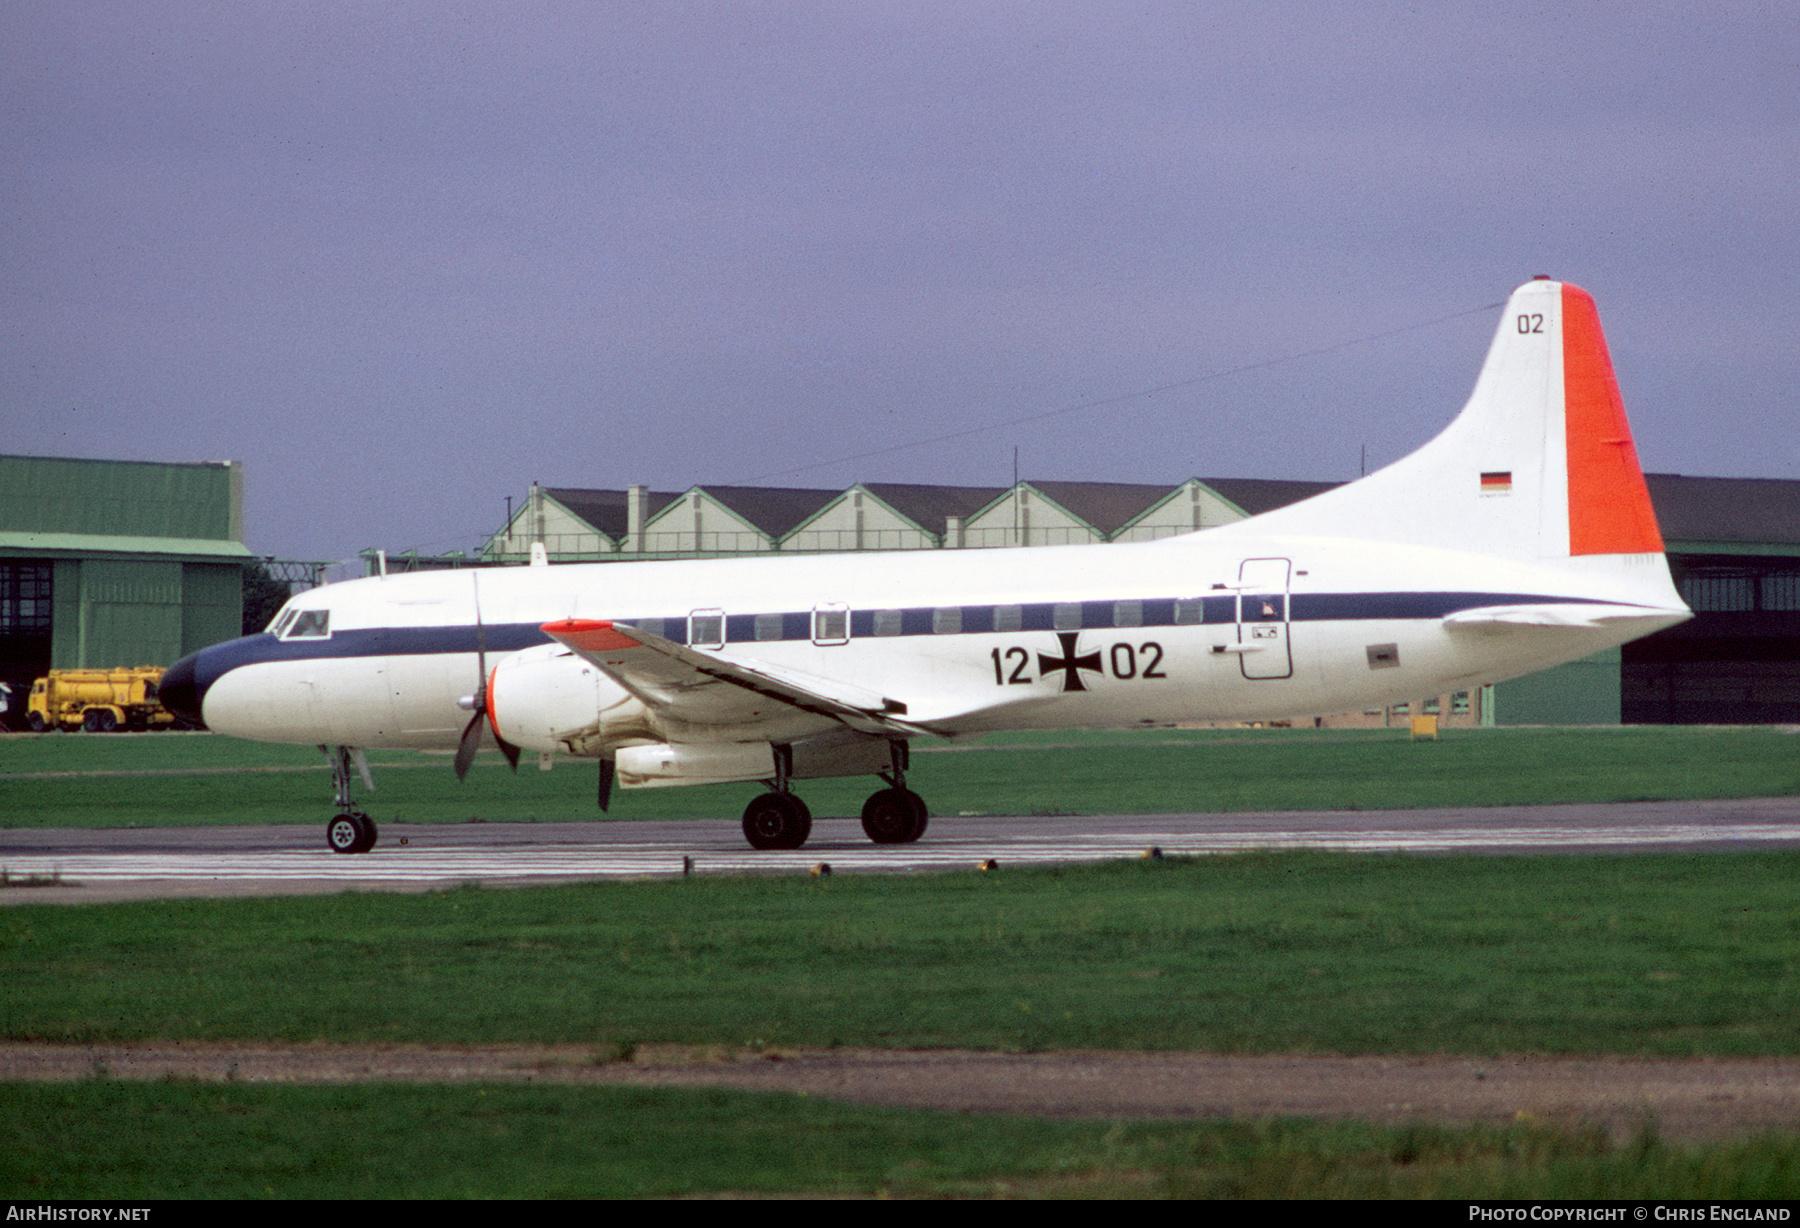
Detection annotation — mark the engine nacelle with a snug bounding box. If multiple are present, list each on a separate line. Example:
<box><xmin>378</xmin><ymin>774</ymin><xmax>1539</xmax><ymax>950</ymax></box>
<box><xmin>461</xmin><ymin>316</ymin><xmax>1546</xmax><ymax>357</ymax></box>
<box><xmin>615</xmin><ymin>741</ymin><xmax>775</xmax><ymax>788</ymax></box>
<box><xmin>485</xmin><ymin>642</ymin><xmax>654</xmax><ymax>756</ymax></box>
<box><xmin>615</xmin><ymin>731</ymin><xmax>891</xmax><ymax>789</ymax></box>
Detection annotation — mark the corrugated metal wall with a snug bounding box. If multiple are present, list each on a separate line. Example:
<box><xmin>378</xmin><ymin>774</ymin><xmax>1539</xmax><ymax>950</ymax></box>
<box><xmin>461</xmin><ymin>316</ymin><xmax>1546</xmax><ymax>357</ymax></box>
<box><xmin>0</xmin><ymin>455</ymin><xmax>239</xmax><ymax>540</ymax></box>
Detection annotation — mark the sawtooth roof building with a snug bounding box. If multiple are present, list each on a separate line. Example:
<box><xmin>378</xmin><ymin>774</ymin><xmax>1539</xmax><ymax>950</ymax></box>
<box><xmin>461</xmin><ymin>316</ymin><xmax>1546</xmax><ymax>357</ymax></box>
<box><xmin>476</xmin><ymin>478</ymin><xmax>1341</xmax><ymax>561</ymax></box>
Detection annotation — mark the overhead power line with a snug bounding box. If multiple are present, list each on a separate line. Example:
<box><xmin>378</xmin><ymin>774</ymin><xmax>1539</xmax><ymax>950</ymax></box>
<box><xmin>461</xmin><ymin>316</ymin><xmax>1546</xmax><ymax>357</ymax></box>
<box><xmin>740</xmin><ymin>298</ymin><xmax>1506</xmax><ymax>484</ymax></box>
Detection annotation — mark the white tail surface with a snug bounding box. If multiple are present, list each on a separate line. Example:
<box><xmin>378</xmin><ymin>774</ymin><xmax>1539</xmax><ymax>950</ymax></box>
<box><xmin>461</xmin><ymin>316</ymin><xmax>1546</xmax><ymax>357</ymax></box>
<box><xmin>1225</xmin><ymin>278</ymin><xmax>1667</xmax><ymax>568</ymax></box>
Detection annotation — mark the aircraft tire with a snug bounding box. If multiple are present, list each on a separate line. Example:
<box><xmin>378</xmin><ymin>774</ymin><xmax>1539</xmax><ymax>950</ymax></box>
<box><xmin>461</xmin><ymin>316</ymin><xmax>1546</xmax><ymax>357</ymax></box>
<box><xmin>742</xmin><ymin>793</ymin><xmax>811</xmax><ymax>851</ymax></box>
<box><xmin>326</xmin><ymin>812</ymin><xmax>378</xmax><ymax>855</ymax></box>
<box><xmin>861</xmin><ymin>788</ymin><xmax>928</xmax><ymax>844</ymax></box>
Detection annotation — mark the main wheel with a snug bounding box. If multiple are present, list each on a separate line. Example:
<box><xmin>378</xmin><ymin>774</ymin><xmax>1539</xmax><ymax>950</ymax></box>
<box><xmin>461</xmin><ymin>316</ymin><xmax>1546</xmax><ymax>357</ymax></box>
<box><xmin>326</xmin><ymin>812</ymin><xmax>378</xmax><ymax>855</ymax></box>
<box><xmin>741</xmin><ymin>792</ymin><xmax>812</xmax><ymax>850</ymax></box>
<box><xmin>861</xmin><ymin>788</ymin><xmax>928</xmax><ymax>844</ymax></box>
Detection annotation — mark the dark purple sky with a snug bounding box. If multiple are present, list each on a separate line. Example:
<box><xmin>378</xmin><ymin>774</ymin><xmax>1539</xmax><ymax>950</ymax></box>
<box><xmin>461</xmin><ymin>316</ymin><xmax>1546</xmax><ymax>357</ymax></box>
<box><xmin>6</xmin><ymin>3</ymin><xmax>1796</xmax><ymax>569</ymax></box>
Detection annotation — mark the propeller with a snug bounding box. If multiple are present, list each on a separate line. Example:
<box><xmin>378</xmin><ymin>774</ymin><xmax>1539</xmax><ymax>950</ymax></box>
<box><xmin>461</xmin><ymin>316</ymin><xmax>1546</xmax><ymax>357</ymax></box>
<box><xmin>454</xmin><ymin>571</ymin><xmax>522</xmax><ymax>781</ymax></box>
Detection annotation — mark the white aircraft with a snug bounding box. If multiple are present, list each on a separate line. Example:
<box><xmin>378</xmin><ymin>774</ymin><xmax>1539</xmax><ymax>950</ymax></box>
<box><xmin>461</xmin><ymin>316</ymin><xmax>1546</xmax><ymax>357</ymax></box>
<box><xmin>161</xmin><ymin>277</ymin><xmax>1691</xmax><ymax>854</ymax></box>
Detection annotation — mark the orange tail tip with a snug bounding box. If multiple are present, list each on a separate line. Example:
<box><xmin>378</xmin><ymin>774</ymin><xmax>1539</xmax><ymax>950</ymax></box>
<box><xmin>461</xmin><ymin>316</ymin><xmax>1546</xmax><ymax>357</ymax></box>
<box><xmin>1562</xmin><ymin>284</ymin><xmax>1664</xmax><ymax>555</ymax></box>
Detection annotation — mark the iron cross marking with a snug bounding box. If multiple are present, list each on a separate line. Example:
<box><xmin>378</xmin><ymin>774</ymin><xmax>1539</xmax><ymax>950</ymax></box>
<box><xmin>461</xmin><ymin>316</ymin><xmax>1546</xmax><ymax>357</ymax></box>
<box><xmin>1038</xmin><ymin>632</ymin><xmax>1103</xmax><ymax>692</ymax></box>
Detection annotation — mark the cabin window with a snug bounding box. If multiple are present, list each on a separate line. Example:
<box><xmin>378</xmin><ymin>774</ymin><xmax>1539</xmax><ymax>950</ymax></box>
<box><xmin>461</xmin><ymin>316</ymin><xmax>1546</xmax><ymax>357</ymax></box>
<box><xmin>873</xmin><ymin>609</ymin><xmax>903</xmax><ymax>637</ymax></box>
<box><xmin>284</xmin><ymin>609</ymin><xmax>330</xmax><ymax>639</ymax></box>
<box><xmin>932</xmin><ymin>607</ymin><xmax>961</xmax><ymax>635</ymax></box>
<box><xmin>813</xmin><ymin>605</ymin><xmax>849</xmax><ymax>645</ymax></box>
<box><xmin>1052</xmin><ymin>602</ymin><xmax>1081</xmax><ymax>631</ymax></box>
<box><xmin>1113</xmin><ymin>600</ymin><xmax>1142</xmax><ymax>628</ymax></box>
<box><xmin>633</xmin><ymin>617</ymin><xmax>665</xmax><ymax>638</ymax></box>
<box><xmin>754</xmin><ymin>612</ymin><xmax>784</xmax><ymax>641</ymax></box>
<box><xmin>690</xmin><ymin>609</ymin><xmax>724</xmax><ymax>649</ymax></box>
<box><xmin>994</xmin><ymin>605</ymin><xmax>1023</xmax><ymax>633</ymax></box>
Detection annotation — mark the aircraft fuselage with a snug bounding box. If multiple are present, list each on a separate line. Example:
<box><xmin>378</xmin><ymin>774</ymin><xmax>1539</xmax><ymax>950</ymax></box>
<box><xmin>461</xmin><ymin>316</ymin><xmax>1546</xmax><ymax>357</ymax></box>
<box><xmin>183</xmin><ymin>529</ymin><xmax>1682</xmax><ymax>754</ymax></box>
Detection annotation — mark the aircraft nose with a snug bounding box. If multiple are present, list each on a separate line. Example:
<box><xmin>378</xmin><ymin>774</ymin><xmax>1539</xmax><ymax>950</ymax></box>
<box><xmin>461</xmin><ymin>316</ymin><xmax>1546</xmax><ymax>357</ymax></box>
<box><xmin>159</xmin><ymin>651</ymin><xmax>206</xmax><ymax>728</ymax></box>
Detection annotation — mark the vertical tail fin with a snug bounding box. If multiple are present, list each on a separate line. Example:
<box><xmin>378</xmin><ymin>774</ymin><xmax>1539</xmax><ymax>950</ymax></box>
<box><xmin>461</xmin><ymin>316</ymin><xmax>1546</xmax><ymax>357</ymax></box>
<box><xmin>1561</xmin><ymin>284</ymin><xmax>1662</xmax><ymax>555</ymax></box>
<box><xmin>1226</xmin><ymin>278</ymin><xmax>1665</xmax><ymax>563</ymax></box>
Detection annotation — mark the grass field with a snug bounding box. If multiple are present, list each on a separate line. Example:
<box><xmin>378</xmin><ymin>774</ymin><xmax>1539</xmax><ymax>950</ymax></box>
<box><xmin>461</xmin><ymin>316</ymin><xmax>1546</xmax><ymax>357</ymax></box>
<box><xmin>5</xmin><ymin>725</ymin><xmax>1800</xmax><ymax>1198</ymax></box>
<box><xmin>5</xmin><ymin>722</ymin><xmax>1800</xmax><ymax>828</ymax></box>
<box><xmin>7</xmin><ymin>853</ymin><xmax>1800</xmax><ymax>1054</ymax></box>
<box><xmin>6</xmin><ymin>853</ymin><xmax>1800</xmax><ymax>1197</ymax></box>
<box><xmin>7</xmin><ymin>1082</ymin><xmax>1798</xmax><ymax>1200</ymax></box>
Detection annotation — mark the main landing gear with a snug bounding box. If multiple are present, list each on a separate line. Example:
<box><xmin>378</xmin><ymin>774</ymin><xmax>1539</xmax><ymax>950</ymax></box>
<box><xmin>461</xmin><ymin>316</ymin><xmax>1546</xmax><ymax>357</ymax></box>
<box><xmin>860</xmin><ymin>786</ymin><xmax>928</xmax><ymax>844</ymax></box>
<box><xmin>323</xmin><ymin>745</ymin><xmax>378</xmax><ymax>855</ymax></box>
<box><xmin>741</xmin><ymin>791</ymin><xmax>812</xmax><ymax>850</ymax></box>
<box><xmin>740</xmin><ymin>741</ymin><xmax>928</xmax><ymax>851</ymax></box>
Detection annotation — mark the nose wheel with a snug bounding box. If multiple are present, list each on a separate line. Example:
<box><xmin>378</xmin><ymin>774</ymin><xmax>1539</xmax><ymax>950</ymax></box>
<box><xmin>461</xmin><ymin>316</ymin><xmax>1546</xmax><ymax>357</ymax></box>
<box><xmin>324</xmin><ymin>745</ymin><xmax>379</xmax><ymax>854</ymax></box>
<box><xmin>327</xmin><ymin>811</ymin><xmax>378</xmax><ymax>855</ymax></box>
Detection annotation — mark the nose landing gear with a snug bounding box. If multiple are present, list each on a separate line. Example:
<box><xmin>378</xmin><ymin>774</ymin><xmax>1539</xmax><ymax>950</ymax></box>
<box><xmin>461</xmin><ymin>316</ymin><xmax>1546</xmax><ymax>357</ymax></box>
<box><xmin>323</xmin><ymin>745</ymin><xmax>379</xmax><ymax>855</ymax></box>
<box><xmin>327</xmin><ymin>810</ymin><xmax>378</xmax><ymax>854</ymax></box>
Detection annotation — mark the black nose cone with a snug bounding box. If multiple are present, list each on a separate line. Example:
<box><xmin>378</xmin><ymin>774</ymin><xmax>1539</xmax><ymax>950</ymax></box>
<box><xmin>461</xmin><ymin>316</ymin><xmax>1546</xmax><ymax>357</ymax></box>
<box><xmin>160</xmin><ymin>652</ymin><xmax>206</xmax><ymax>728</ymax></box>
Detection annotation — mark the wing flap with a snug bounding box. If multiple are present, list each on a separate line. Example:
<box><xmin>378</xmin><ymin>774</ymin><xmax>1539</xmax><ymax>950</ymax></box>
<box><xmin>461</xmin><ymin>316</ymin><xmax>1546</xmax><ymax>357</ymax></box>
<box><xmin>540</xmin><ymin>618</ymin><xmax>922</xmax><ymax>736</ymax></box>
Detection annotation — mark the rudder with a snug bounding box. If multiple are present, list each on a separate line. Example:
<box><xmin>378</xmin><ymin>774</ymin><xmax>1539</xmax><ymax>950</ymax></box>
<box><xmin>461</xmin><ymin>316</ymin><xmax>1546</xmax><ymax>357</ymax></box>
<box><xmin>1562</xmin><ymin>284</ymin><xmax>1663</xmax><ymax>555</ymax></box>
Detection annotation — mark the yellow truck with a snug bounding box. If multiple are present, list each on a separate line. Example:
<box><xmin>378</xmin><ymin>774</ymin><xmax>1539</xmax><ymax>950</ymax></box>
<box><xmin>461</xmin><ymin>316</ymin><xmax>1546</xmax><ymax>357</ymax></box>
<box><xmin>26</xmin><ymin>667</ymin><xmax>176</xmax><ymax>732</ymax></box>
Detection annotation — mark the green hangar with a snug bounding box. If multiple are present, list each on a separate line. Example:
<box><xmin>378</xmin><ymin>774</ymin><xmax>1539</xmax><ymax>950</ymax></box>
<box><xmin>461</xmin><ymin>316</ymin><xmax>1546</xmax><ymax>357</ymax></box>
<box><xmin>0</xmin><ymin>454</ymin><xmax>250</xmax><ymax>724</ymax></box>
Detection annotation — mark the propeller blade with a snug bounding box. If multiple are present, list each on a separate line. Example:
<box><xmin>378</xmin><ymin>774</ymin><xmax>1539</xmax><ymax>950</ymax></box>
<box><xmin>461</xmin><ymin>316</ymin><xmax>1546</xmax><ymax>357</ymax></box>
<box><xmin>453</xmin><ymin>708</ymin><xmax>484</xmax><ymax>781</ymax></box>
<box><xmin>496</xmin><ymin>734</ymin><xmax>522</xmax><ymax>773</ymax></box>
<box><xmin>453</xmin><ymin>569</ymin><xmax>490</xmax><ymax>785</ymax></box>
<box><xmin>453</xmin><ymin>574</ymin><xmax>520</xmax><ymax>780</ymax></box>
<box><xmin>597</xmin><ymin>756</ymin><xmax>614</xmax><ymax>812</ymax></box>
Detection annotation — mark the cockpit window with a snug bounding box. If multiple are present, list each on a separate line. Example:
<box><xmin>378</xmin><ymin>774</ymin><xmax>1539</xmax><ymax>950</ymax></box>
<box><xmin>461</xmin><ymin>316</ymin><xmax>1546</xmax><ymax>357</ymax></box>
<box><xmin>284</xmin><ymin>609</ymin><xmax>331</xmax><ymax>639</ymax></box>
<box><xmin>269</xmin><ymin>608</ymin><xmax>299</xmax><ymax>636</ymax></box>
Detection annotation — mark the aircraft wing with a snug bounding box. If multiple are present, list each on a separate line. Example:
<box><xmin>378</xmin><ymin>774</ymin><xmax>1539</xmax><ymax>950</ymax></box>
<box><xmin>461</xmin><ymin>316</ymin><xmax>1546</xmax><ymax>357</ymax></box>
<box><xmin>539</xmin><ymin>618</ymin><xmax>927</xmax><ymax>737</ymax></box>
<box><xmin>1442</xmin><ymin>603</ymin><xmax>1691</xmax><ymax>633</ymax></box>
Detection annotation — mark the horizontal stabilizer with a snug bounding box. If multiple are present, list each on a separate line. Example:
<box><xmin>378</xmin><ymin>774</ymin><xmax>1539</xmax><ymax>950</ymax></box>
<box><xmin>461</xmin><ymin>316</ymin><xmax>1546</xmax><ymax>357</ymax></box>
<box><xmin>1443</xmin><ymin>603</ymin><xmax>1691</xmax><ymax>634</ymax></box>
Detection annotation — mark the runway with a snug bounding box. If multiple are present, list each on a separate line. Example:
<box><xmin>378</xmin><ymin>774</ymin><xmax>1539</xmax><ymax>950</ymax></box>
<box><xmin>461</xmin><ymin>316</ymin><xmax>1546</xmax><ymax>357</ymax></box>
<box><xmin>4</xmin><ymin>796</ymin><xmax>1799</xmax><ymax>903</ymax></box>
